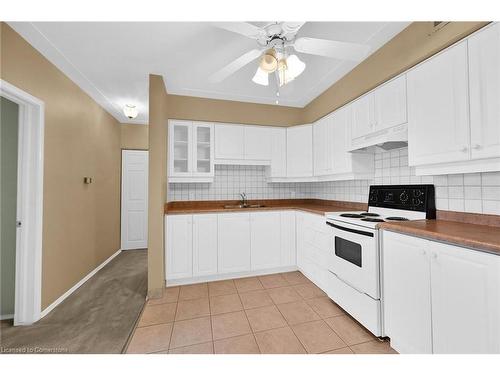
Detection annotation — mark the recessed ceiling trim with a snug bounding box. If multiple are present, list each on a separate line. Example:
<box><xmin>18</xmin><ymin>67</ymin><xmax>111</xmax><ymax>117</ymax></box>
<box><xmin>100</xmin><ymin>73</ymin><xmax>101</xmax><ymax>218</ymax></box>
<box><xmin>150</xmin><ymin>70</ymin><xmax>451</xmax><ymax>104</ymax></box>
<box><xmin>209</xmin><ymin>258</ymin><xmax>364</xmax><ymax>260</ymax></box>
<box><xmin>8</xmin><ymin>22</ymin><xmax>144</xmax><ymax>124</ymax></box>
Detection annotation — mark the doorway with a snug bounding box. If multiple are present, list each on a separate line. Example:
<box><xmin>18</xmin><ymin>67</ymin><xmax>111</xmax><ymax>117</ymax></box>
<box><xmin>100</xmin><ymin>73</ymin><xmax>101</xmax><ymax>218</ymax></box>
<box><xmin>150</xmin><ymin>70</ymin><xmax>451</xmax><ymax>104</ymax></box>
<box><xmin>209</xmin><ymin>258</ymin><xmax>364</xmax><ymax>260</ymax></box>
<box><xmin>1</xmin><ymin>97</ymin><xmax>19</xmax><ymax>322</ymax></box>
<box><xmin>1</xmin><ymin>80</ymin><xmax>44</xmax><ymax>326</ymax></box>
<box><xmin>121</xmin><ymin>150</ymin><xmax>149</xmax><ymax>250</ymax></box>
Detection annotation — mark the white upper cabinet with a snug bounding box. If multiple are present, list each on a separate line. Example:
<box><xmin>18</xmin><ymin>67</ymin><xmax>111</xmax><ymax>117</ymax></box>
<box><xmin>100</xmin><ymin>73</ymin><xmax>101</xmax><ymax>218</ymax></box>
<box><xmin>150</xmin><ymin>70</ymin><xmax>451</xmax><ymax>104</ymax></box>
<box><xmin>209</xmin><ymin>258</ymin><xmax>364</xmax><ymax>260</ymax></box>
<box><xmin>313</xmin><ymin>117</ymin><xmax>329</xmax><ymax>176</ymax></box>
<box><xmin>351</xmin><ymin>93</ymin><xmax>374</xmax><ymax>140</ymax></box>
<box><xmin>244</xmin><ymin>126</ymin><xmax>272</xmax><ymax>161</ymax></box>
<box><xmin>468</xmin><ymin>23</ymin><xmax>500</xmax><ymax>160</ymax></box>
<box><xmin>374</xmin><ymin>75</ymin><xmax>407</xmax><ymax>131</ymax></box>
<box><xmin>287</xmin><ymin>124</ymin><xmax>313</xmax><ymax>178</ymax></box>
<box><xmin>268</xmin><ymin>127</ymin><xmax>287</xmax><ymax>178</ymax></box>
<box><xmin>214</xmin><ymin>123</ymin><xmax>245</xmax><ymax>160</ymax></box>
<box><xmin>407</xmin><ymin>41</ymin><xmax>470</xmax><ymax>166</ymax></box>
<box><xmin>168</xmin><ymin>120</ymin><xmax>214</xmax><ymax>182</ymax></box>
<box><xmin>331</xmin><ymin>106</ymin><xmax>353</xmax><ymax>175</ymax></box>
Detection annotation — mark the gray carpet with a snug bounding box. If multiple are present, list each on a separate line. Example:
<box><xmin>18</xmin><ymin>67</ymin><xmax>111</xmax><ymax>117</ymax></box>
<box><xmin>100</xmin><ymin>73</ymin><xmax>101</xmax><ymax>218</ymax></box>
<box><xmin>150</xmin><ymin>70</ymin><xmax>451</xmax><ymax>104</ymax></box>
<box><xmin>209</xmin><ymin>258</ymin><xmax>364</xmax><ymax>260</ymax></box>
<box><xmin>0</xmin><ymin>249</ymin><xmax>147</xmax><ymax>354</ymax></box>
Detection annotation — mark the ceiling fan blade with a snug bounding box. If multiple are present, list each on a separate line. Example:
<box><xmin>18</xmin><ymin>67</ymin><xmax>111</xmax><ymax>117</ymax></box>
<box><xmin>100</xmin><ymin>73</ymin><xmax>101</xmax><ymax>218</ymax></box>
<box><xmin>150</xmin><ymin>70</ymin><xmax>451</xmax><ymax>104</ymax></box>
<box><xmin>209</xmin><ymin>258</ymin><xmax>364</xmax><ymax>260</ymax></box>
<box><xmin>212</xmin><ymin>22</ymin><xmax>265</xmax><ymax>39</ymax></box>
<box><xmin>209</xmin><ymin>49</ymin><xmax>262</xmax><ymax>83</ymax></box>
<box><xmin>281</xmin><ymin>22</ymin><xmax>306</xmax><ymax>37</ymax></box>
<box><xmin>294</xmin><ymin>37</ymin><xmax>371</xmax><ymax>61</ymax></box>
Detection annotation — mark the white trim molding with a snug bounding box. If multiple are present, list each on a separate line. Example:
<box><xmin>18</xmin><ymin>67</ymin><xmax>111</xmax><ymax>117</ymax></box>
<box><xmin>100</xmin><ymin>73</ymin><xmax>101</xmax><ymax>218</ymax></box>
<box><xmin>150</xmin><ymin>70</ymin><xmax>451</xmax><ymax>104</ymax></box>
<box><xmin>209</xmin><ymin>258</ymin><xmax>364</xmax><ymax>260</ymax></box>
<box><xmin>40</xmin><ymin>249</ymin><xmax>121</xmax><ymax>319</ymax></box>
<box><xmin>1</xmin><ymin>79</ymin><xmax>45</xmax><ymax>326</ymax></box>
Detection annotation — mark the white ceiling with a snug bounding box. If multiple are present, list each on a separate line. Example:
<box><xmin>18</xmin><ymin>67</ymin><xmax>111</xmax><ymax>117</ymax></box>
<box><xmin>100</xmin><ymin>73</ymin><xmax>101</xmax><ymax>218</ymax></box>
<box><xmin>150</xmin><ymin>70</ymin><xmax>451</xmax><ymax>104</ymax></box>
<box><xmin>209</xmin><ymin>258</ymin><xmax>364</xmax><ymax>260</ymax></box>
<box><xmin>9</xmin><ymin>22</ymin><xmax>409</xmax><ymax>124</ymax></box>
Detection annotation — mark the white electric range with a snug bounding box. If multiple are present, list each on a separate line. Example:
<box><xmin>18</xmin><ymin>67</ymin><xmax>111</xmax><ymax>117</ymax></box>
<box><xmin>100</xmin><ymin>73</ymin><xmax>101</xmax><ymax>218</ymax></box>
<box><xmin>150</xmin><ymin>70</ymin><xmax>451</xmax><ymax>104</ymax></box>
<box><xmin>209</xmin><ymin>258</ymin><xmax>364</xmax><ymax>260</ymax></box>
<box><xmin>324</xmin><ymin>185</ymin><xmax>436</xmax><ymax>337</ymax></box>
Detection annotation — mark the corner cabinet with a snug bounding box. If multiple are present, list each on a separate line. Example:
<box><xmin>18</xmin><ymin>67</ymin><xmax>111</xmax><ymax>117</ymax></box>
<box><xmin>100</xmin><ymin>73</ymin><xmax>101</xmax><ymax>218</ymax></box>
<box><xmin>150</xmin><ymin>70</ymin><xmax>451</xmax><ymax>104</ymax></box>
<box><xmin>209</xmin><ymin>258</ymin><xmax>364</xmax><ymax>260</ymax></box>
<box><xmin>168</xmin><ymin>120</ymin><xmax>214</xmax><ymax>183</ymax></box>
<box><xmin>286</xmin><ymin>124</ymin><xmax>313</xmax><ymax>179</ymax></box>
<box><xmin>382</xmin><ymin>230</ymin><xmax>500</xmax><ymax>354</ymax></box>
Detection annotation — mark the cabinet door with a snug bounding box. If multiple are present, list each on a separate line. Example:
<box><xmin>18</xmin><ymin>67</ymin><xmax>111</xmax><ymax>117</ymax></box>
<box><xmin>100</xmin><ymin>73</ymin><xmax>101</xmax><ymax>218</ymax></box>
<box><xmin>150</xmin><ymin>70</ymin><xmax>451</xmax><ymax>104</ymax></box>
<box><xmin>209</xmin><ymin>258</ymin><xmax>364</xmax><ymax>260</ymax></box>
<box><xmin>313</xmin><ymin>119</ymin><xmax>327</xmax><ymax>176</ymax></box>
<box><xmin>169</xmin><ymin>120</ymin><xmax>192</xmax><ymax>177</ymax></box>
<box><xmin>468</xmin><ymin>23</ymin><xmax>500</xmax><ymax>160</ymax></box>
<box><xmin>214</xmin><ymin>123</ymin><xmax>245</xmax><ymax>160</ymax></box>
<box><xmin>192</xmin><ymin>214</ymin><xmax>218</xmax><ymax>277</ymax></box>
<box><xmin>382</xmin><ymin>231</ymin><xmax>432</xmax><ymax>354</ymax></box>
<box><xmin>430</xmin><ymin>241</ymin><xmax>500</xmax><ymax>353</ymax></box>
<box><xmin>192</xmin><ymin>122</ymin><xmax>214</xmax><ymax>176</ymax></box>
<box><xmin>351</xmin><ymin>93</ymin><xmax>374</xmax><ymax>140</ymax></box>
<box><xmin>331</xmin><ymin>106</ymin><xmax>352</xmax><ymax>174</ymax></box>
<box><xmin>250</xmin><ymin>212</ymin><xmax>282</xmax><ymax>270</ymax></box>
<box><xmin>269</xmin><ymin>127</ymin><xmax>287</xmax><ymax>177</ymax></box>
<box><xmin>280</xmin><ymin>211</ymin><xmax>296</xmax><ymax>267</ymax></box>
<box><xmin>407</xmin><ymin>42</ymin><xmax>470</xmax><ymax>166</ymax></box>
<box><xmin>217</xmin><ymin>213</ymin><xmax>251</xmax><ymax>274</ymax></box>
<box><xmin>166</xmin><ymin>215</ymin><xmax>193</xmax><ymax>280</ymax></box>
<box><xmin>244</xmin><ymin>126</ymin><xmax>271</xmax><ymax>160</ymax></box>
<box><xmin>374</xmin><ymin>75</ymin><xmax>407</xmax><ymax>131</ymax></box>
<box><xmin>287</xmin><ymin>125</ymin><xmax>313</xmax><ymax>177</ymax></box>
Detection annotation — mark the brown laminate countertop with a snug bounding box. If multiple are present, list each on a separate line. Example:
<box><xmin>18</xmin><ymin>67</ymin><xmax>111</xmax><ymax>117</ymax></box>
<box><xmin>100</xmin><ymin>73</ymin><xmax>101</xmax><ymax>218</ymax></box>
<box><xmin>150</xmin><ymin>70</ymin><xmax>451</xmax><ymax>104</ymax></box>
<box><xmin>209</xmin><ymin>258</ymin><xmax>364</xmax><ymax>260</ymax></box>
<box><xmin>165</xmin><ymin>199</ymin><xmax>366</xmax><ymax>216</ymax></box>
<box><xmin>380</xmin><ymin>220</ymin><xmax>500</xmax><ymax>256</ymax></box>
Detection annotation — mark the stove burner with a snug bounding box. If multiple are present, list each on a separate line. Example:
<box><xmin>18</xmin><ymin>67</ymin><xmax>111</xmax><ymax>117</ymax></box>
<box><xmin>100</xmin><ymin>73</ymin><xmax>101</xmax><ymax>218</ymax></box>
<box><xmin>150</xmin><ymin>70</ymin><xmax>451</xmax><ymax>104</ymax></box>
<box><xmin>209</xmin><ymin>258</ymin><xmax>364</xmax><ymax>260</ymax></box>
<box><xmin>340</xmin><ymin>213</ymin><xmax>364</xmax><ymax>218</ymax></box>
<box><xmin>361</xmin><ymin>218</ymin><xmax>385</xmax><ymax>222</ymax></box>
<box><xmin>361</xmin><ymin>212</ymin><xmax>380</xmax><ymax>217</ymax></box>
<box><xmin>386</xmin><ymin>217</ymin><xmax>409</xmax><ymax>221</ymax></box>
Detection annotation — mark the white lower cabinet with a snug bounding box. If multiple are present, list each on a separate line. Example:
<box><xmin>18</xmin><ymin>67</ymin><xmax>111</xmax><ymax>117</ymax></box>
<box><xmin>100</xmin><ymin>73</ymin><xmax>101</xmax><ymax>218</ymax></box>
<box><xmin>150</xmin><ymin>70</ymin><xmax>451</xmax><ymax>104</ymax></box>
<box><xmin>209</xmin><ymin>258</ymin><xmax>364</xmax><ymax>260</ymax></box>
<box><xmin>165</xmin><ymin>214</ymin><xmax>193</xmax><ymax>280</ymax></box>
<box><xmin>193</xmin><ymin>214</ymin><xmax>218</xmax><ymax>277</ymax></box>
<box><xmin>165</xmin><ymin>210</ymin><xmax>298</xmax><ymax>284</ymax></box>
<box><xmin>250</xmin><ymin>212</ymin><xmax>282</xmax><ymax>270</ymax></box>
<box><xmin>383</xmin><ymin>230</ymin><xmax>500</xmax><ymax>354</ymax></box>
<box><xmin>217</xmin><ymin>213</ymin><xmax>251</xmax><ymax>274</ymax></box>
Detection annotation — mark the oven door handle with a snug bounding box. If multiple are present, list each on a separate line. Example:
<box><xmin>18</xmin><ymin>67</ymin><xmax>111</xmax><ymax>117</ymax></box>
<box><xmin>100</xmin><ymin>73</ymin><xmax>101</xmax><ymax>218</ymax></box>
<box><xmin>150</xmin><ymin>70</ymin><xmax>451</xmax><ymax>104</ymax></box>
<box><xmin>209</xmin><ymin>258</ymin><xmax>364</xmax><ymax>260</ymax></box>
<box><xmin>326</xmin><ymin>221</ymin><xmax>374</xmax><ymax>237</ymax></box>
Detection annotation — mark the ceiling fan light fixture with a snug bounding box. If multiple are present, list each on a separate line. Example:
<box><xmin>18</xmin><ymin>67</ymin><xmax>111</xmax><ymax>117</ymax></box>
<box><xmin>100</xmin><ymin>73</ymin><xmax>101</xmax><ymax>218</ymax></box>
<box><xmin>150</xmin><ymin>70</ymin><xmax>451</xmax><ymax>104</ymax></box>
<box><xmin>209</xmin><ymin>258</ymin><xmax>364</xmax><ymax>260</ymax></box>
<box><xmin>259</xmin><ymin>49</ymin><xmax>278</xmax><ymax>73</ymax></box>
<box><xmin>252</xmin><ymin>67</ymin><xmax>269</xmax><ymax>86</ymax></box>
<box><xmin>286</xmin><ymin>54</ymin><xmax>306</xmax><ymax>80</ymax></box>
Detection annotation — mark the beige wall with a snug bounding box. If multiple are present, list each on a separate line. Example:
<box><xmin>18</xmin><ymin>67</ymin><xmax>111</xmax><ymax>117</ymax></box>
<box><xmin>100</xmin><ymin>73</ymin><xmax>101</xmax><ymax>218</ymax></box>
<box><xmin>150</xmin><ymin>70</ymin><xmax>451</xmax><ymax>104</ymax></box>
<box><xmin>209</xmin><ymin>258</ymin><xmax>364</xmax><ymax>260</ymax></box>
<box><xmin>121</xmin><ymin>123</ymin><xmax>149</xmax><ymax>150</ymax></box>
<box><xmin>167</xmin><ymin>94</ymin><xmax>303</xmax><ymax>126</ymax></box>
<box><xmin>1</xmin><ymin>23</ymin><xmax>121</xmax><ymax>309</ymax></box>
<box><xmin>147</xmin><ymin>75</ymin><xmax>169</xmax><ymax>297</ymax></box>
<box><xmin>302</xmin><ymin>21</ymin><xmax>489</xmax><ymax>123</ymax></box>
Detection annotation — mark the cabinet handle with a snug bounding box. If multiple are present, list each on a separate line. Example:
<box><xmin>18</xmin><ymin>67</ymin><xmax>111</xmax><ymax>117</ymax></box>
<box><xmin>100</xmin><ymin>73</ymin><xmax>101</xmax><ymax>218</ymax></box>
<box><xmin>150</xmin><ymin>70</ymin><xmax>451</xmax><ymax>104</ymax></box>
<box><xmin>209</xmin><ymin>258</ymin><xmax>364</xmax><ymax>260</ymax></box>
<box><xmin>473</xmin><ymin>144</ymin><xmax>481</xmax><ymax>150</ymax></box>
<box><xmin>421</xmin><ymin>249</ymin><xmax>427</xmax><ymax>256</ymax></box>
<box><xmin>461</xmin><ymin>146</ymin><xmax>468</xmax><ymax>152</ymax></box>
<box><xmin>431</xmin><ymin>253</ymin><xmax>438</xmax><ymax>259</ymax></box>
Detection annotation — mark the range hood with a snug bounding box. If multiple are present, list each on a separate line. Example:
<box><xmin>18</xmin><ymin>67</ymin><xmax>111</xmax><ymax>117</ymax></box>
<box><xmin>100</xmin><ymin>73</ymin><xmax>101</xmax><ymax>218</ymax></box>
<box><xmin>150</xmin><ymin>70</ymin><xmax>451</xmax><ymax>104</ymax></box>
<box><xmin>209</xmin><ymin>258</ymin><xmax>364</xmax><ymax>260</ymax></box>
<box><xmin>348</xmin><ymin>123</ymin><xmax>408</xmax><ymax>153</ymax></box>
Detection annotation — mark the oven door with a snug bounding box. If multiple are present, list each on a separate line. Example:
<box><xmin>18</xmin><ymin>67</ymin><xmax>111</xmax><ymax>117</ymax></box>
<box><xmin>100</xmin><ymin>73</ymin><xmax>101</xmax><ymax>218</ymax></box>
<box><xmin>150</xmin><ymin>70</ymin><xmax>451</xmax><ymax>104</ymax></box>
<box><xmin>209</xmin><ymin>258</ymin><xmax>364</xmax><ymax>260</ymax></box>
<box><xmin>326</xmin><ymin>220</ymin><xmax>379</xmax><ymax>299</ymax></box>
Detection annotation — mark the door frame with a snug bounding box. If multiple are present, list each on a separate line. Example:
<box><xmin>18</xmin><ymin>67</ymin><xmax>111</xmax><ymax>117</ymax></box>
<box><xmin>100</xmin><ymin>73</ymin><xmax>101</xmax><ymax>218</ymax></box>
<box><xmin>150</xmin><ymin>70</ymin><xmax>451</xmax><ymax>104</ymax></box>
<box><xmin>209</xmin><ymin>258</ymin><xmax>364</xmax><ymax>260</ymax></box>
<box><xmin>1</xmin><ymin>80</ymin><xmax>44</xmax><ymax>325</ymax></box>
<box><xmin>121</xmin><ymin>149</ymin><xmax>149</xmax><ymax>250</ymax></box>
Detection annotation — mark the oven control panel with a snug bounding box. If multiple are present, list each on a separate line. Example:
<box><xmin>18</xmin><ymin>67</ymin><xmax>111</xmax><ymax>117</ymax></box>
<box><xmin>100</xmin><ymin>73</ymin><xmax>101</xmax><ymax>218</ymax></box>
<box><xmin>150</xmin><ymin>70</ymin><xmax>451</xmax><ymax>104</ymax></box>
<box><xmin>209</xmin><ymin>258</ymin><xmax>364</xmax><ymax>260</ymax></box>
<box><xmin>368</xmin><ymin>185</ymin><xmax>435</xmax><ymax>218</ymax></box>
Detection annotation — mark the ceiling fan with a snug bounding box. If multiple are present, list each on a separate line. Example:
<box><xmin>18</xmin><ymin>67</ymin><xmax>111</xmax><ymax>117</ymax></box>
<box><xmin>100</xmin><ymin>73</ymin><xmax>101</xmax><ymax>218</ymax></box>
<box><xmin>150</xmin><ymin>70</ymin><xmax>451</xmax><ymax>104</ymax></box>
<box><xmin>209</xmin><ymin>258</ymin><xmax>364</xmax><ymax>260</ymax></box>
<box><xmin>209</xmin><ymin>22</ymin><xmax>371</xmax><ymax>92</ymax></box>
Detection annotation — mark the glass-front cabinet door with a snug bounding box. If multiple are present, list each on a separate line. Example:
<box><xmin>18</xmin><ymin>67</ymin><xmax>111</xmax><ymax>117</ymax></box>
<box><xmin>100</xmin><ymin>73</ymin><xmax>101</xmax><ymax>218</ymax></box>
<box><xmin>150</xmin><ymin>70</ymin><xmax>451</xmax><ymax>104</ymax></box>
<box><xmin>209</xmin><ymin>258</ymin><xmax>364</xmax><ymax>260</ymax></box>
<box><xmin>168</xmin><ymin>120</ymin><xmax>214</xmax><ymax>181</ymax></box>
<box><xmin>169</xmin><ymin>120</ymin><xmax>192</xmax><ymax>177</ymax></box>
<box><xmin>193</xmin><ymin>122</ymin><xmax>214</xmax><ymax>177</ymax></box>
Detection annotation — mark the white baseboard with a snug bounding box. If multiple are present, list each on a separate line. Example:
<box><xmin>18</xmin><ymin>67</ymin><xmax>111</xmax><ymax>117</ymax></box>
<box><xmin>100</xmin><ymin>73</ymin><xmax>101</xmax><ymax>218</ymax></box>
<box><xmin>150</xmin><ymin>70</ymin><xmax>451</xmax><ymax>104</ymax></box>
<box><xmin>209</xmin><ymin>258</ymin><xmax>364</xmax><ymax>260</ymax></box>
<box><xmin>40</xmin><ymin>249</ymin><xmax>121</xmax><ymax>319</ymax></box>
<box><xmin>166</xmin><ymin>265</ymin><xmax>298</xmax><ymax>286</ymax></box>
<box><xmin>0</xmin><ymin>314</ymin><xmax>14</xmax><ymax>320</ymax></box>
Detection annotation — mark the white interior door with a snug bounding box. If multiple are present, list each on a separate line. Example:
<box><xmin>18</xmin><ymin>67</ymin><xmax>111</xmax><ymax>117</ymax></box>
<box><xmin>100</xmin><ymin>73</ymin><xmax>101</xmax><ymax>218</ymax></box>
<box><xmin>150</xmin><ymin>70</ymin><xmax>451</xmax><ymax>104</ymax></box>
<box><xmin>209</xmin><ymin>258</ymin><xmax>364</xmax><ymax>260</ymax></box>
<box><xmin>121</xmin><ymin>150</ymin><xmax>149</xmax><ymax>250</ymax></box>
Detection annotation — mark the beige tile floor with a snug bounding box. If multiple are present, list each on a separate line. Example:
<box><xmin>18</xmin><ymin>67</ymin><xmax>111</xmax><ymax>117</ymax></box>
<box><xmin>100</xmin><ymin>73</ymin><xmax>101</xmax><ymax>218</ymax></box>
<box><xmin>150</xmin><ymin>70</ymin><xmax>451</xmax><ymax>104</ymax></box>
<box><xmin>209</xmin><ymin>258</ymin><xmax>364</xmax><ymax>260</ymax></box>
<box><xmin>125</xmin><ymin>271</ymin><xmax>397</xmax><ymax>354</ymax></box>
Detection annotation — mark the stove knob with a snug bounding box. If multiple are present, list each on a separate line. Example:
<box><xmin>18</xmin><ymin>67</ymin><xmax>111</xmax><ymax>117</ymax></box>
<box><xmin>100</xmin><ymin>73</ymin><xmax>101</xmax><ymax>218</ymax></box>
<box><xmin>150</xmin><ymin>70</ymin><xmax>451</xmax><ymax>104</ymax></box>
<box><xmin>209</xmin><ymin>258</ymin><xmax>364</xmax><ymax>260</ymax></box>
<box><xmin>414</xmin><ymin>189</ymin><xmax>423</xmax><ymax>197</ymax></box>
<box><xmin>400</xmin><ymin>191</ymin><xmax>409</xmax><ymax>202</ymax></box>
<box><xmin>370</xmin><ymin>192</ymin><xmax>378</xmax><ymax>203</ymax></box>
<box><xmin>412</xmin><ymin>198</ymin><xmax>422</xmax><ymax>206</ymax></box>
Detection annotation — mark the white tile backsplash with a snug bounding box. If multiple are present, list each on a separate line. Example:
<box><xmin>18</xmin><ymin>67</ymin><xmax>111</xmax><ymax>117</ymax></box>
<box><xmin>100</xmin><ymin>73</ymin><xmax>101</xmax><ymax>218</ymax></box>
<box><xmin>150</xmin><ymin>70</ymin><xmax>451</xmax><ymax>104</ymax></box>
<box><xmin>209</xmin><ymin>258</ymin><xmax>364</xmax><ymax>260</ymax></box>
<box><xmin>167</xmin><ymin>147</ymin><xmax>500</xmax><ymax>215</ymax></box>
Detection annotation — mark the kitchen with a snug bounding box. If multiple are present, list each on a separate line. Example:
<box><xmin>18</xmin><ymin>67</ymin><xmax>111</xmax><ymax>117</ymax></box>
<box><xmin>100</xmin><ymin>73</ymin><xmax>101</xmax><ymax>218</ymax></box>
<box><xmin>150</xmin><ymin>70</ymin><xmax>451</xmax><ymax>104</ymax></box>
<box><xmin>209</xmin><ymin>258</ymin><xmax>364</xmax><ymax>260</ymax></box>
<box><xmin>134</xmin><ymin>21</ymin><xmax>500</xmax><ymax>354</ymax></box>
<box><xmin>2</xmin><ymin>8</ymin><xmax>500</xmax><ymax>369</ymax></box>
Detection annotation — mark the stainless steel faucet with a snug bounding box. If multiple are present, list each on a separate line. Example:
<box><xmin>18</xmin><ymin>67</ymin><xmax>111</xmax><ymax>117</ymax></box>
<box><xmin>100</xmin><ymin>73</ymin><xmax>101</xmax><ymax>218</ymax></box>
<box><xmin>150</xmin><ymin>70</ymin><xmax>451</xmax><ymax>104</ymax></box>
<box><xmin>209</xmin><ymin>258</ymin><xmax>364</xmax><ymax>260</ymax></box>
<box><xmin>239</xmin><ymin>192</ymin><xmax>248</xmax><ymax>207</ymax></box>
